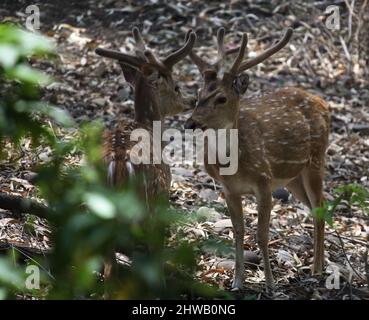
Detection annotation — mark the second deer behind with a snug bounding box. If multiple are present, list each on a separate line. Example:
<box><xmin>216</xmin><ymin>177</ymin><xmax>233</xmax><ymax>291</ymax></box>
<box><xmin>95</xmin><ymin>28</ymin><xmax>196</xmax><ymax>290</ymax></box>
<box><xmin>96</xmin><ymin>28</ymin><xmax>196</xmax><ymax>198</ymax></box>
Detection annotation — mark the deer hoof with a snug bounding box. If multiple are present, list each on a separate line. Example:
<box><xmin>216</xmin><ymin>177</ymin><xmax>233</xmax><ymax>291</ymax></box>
<box><xmin>231</xmin><ymin>278</ymin><xmax>243</xmax><ymax>290</ymax></box>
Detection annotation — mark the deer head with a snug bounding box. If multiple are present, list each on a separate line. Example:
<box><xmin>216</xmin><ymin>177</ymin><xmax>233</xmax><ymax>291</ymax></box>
<box><xmin>95</xmin><ymin>28</ymin><xmax>196</xmax><ymax>122</ymax></box>
<box><xmin>185</xmin><ymin>28</ymin><xmax>293</xmax><ymax>130</ymax></box>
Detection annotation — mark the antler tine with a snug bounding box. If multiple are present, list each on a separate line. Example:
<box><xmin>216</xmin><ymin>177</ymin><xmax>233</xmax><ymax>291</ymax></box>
<box><xmin>239</xmin><ymin>28</ymin><xmax>293</xmax><ymax>72</ymax></box>
<box><xmin>184</xmin><ymin>29</ymin><xmax>193</xmax><ymax>43</ymax></box>
<box><xmin>216</xmin><ymin>27</ymin><xmax>226</xmax><ymax>61</ymax></box>
<box><xmin>214</xmin><ymin>29</ymin><xmax>247</xmax><ymax>70</ymax></box>
<box><xmin>225</xmin><ymin>46</ymin><xmax>241</xmax><ymax>55</ymax></box>
<box><xmin>144</xmin><ymin>50</ymin><xmax>169</xmax><ymax>75</ymax></box>
<box><xmin>189</xmin><ymin>51</ymin><xmax>212</xmax><ymax>73</ymax></box>
<box><xmin>163</xmin><ymin>31</ymin><xmax>197</xmax><ymax>68</ymax></box>
<box><xmin>132</xmin><ymin>27</ymin><xmax>146</xmax><ymax>52</ymax></box>
<box><xmin>229</xmin><ymin>33</ymin><xmax>248</xmax><ymax>75</ymax></box>
<box><xmin>95</xmin><ymin>47</ymin><xmax>142</xmax><ymax>68</ymax></box>
<box><xmin>185</xmin><ymin>31</ymin><xmax>213</xmax><ymax>73</ymax></box>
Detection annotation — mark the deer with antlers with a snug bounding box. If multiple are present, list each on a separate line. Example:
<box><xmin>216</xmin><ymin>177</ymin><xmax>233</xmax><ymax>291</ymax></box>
<box><xmin>96</xmin><ymin>27</ymin><xmax>195</xmax><ymax>196</ymax></box>
<box><xmin>185</xmin><ymin>28</ymin><xmax>330</xmax><ymax>292</ymax></box>
<box><xmin>95</xmin><ymin>28</ymin><xmax>196</xmax><ymax>285</ymax></box>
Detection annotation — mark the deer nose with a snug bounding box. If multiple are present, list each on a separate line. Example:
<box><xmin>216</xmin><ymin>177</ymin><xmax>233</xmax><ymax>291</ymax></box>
<box><xmin>184</xmin><ymin>118</ymin><xmax>198</xmax><ymax>129</ymax></box>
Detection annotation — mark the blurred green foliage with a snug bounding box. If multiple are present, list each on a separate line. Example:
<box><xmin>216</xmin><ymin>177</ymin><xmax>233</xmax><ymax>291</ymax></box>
<box><xmin>0</xmin><ymin>24</ymin><xmax>73</xmax><ymax>150</ymax></box>
<box><xmin>314</xmin><ymin>183</ymin><xmax>369</xmax><ymax>227</ymax></box>
<box><xmin>0</xmin><ymin>24</ymin><xmax>227</xmax><ymax>300</ymax></box>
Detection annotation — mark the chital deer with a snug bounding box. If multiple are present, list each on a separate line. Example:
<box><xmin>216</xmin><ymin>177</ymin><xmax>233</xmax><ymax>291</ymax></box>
<box><xmin>96</xmin><ymin>27</ymin><xmax>195</xmax><ymax>196</ymax></box>
<box><xmin>185</xmin><ymin>28</ymin><xmax>330</xmax><ymax>292</ymax></box>
<box><xmin>95</xmin><ymin>28</ymin><xmax>196</xmax><ymax>285</ymax></box>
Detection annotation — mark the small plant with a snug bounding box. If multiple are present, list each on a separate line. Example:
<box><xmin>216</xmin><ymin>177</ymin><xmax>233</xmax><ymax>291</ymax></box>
<box><xmin>314</xmin><ymin>183</ymin><xmax>369</xmax><ymax>227</ymax></box>
<box><xmin>0</xmin><ymin>24</ymin><xmax>73</xmax><ymax>155</ymax></box>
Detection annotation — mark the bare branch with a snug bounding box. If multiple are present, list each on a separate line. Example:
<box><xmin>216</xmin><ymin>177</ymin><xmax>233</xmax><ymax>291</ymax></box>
<box><xmin>0</xmin><ymin>192</ymin><xmax>50</xmax><ymax>219</ymax></box>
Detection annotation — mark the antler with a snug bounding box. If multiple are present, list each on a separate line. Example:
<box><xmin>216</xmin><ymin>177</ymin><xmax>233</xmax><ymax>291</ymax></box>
<box><xmin>237</xmin><ymin>28</ymin><xmax>293</xmax><ymax>73</ymax></box>
<box><xmin>183</xmin><ymin>30</ymin><xmax>212</xmax><ymax>73</ymax></box>
<box><xmin>187</xmin><ymin>28</ymin><xmax>293</xmax><ymax>78</ymax></box>
<box><xmin>216</xmin><ymin>27</ymin><xmax>226</xmax><ymax>75</ymax></box>
<box><xmin>95</xmin><ymin>27</ymin><xmax>148</xmax><ymax>68</ymax></box>
<box><xmin>216</xmin><ymin>27</ymin><xmax>226</xmax><ymax>62</ymax></box>
<box><xmin>163</xmin><ymin>31</ymin><xmax>196</xmax><ymax>68</ymax></box>
<box><xmin>229</xmin><ymin>33</ymin><xmax>248</xmax><ymax>75</ymax></box>
<box><xmin>132</xmin><ymin>27</ymin><xmax>146</xmax><ymax>52</ymax></box>
<box><xmin>95</xmin><ymin>48</ymin><xmax>142</xmax><ymax>68</ymax></box>
<box><xmin>96</xmin><ymin>28</ymin><xmax>196</xmax><ymax>73</ymax></box>
<box><xmin>187</xmin><ymin>28</ymin><xmax>246</xmax><ymax>74</ymax></box>
<box><xmin>144</xmin><ymin>50</ymin><xmax>169</xmax><ymax>75</ymax></box>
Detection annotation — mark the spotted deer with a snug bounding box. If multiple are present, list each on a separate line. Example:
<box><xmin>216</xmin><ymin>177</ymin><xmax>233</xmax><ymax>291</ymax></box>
<box><xmin>185</xmin><ymin>28</ymin><xmax>330</xmax><ymax>292</ymax></box>
<box><xmin>95</xmin><ymin>28</ymin><xmax>196</xmax><ymax>284</ymax></box>
<box><xmin>96</xmin><ymin>27</ymin><xmax>195</xmax><ymax>196</ymax></box>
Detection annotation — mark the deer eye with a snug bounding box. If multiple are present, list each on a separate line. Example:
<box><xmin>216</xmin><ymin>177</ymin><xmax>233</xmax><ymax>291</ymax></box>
<box><xmin>215</xmin><ymin>96</ymin><xmax>227</xmax><ymax>104</ymax></box>
<box><xmin>174</xmin><ymin>85</ymin><xmax>180</xmax><ymax>93</ymax></box>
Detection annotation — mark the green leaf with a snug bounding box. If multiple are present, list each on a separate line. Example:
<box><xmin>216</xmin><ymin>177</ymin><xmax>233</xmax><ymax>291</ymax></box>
<box><xmin>47</xmin><ymin>106</ymin><xmax>75</xmax><ymax>127</ymax></box>
<box><xmin>75</xmin><ymin>257</ymin><xmax>101</xmax><ymax>288</ymax></box>
<box><xmin>0</xmin><ymin>258</ymin><xmax>25</xmax><ymax>289</ymax></box>
<box><xmin>0</xmin><ymin>25</ymin><xmax>54</xmax><ymax>56</ymax></box>
<box><xmin>17</xmin><ymin>30</ymin><xmax>55</xmax><ymax>55</ymax></box>
<box><xmin>8</xmin><ymin>64</ymin><xmax>51</xmax><ymax>85</ymax></box>
<box><xmin>333</xmin><ymin>183</ymin><xmax>369</xmax><ymax>214</ymax></box>
<box><xmin>116</xmin><ymin>191</ymin><xmax>145</xmax><ymax>220</ymax></box>
<box><xmin>0</xmin><ymin>288</ymin><xmax>6</xmax><ymax>300</ymax></box>
<box><xmin>313</xmin><ymin>206</ymin><xmax>334</xmax><ymax>227</ymax></box>
<box><xmin>85</xmin><ymin>193</ymin><xmax>116</xmax><ymax>219</ymax></box>
<box><xmin>0</xmin><ymin>44</ymin><xmax>18</xmax><ymax>68</ymax></box>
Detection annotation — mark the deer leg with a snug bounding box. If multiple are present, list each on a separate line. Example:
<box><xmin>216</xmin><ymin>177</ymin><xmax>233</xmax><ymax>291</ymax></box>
<box><xmin>224</xmin><ymin>192</ymin><xmax>244</xmax><ymax>289</ymax></box>
<box><xmin>103</xmin><ymin>250</ymin><xmax>117</xmax><ymax>298</ymax></box>
<box><xmin>287</xmin><ymin>174</ymin><xmax>312</xmax><ymax>209</ymax></box>
<box><xmin>302</xmin><ymin>167</ymin><xmax>325</xmax><ymax>274</ymax></box>
<box><xmin>256</xmin><ymin>187</ymin><xmax>274</xmax><ymax>292</ymax></box>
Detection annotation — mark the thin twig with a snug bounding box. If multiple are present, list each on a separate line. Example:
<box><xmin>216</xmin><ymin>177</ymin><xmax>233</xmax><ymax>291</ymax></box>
<box><xmin>334</xmin><ymin>230</ymin><xmax>366</xmax><ymax>282</ymax></box>
<box><xmin>11</xmin><ymin>245</ymin><xmax>55</xmax><ymax>280</ymax></box>
<box><xmin>364</xmin><ymin>249</ymin><xmax>369</xmax><ymax>290</ymax></box>
<box><xmin>344</xmin><ymin>0</ymin><xmax>355</xmax><ymax>41</ymax></box>
<box><xmin>334</xmin><ymin>234</ymin><xmax>369</xmax><ymax>246</ymax></box>
<box><xmin>339</xmin><ymin>36</ymin><xmax>352</xmax><ymax>62</ymax></box>
<box><xmin>0</xmin><ymin>192</ymin><xmax>50</xmax><ymax>219</ymax></box>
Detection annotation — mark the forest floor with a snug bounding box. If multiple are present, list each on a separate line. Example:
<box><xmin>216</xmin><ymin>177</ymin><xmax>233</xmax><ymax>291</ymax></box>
<box><xmin>0</xmin><ymin>0</ymin><xmax>368</xmax><ymax>299</ymax></box>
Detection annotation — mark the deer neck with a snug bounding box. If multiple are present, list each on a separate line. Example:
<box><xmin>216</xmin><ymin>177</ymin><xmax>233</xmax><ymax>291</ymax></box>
<box><xmin>134</xmin><ymin>74</ymin><xmax>163</xmax><ymax>127</ymax></box>
<box><xmin>231</xmin><ymin>117</ymin><xmax>239</xmax><ymax>130</ymax></box>
<box><xmin>229</xmin><ymin>107</ymin><xmax>240</xmax><ymax>130</ymax></box>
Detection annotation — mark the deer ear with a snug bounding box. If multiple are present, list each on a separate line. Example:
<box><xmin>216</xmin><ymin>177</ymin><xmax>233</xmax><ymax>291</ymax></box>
<box><xmin>119</xmin><ymin>62</ymin><xmax>138</xmax><ymax>87</ymax></box>
<box><xmin>233</xmin><ymin>74</ymin><xmax>249</xmax><ymax>95</ymax></box>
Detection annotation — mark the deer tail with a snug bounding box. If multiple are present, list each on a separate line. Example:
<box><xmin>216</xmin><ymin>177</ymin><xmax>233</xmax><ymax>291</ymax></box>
<box><xmin>103</xmin><ymin>129</ymin><xmax>134</xmax><ymax>187</ymax></box>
